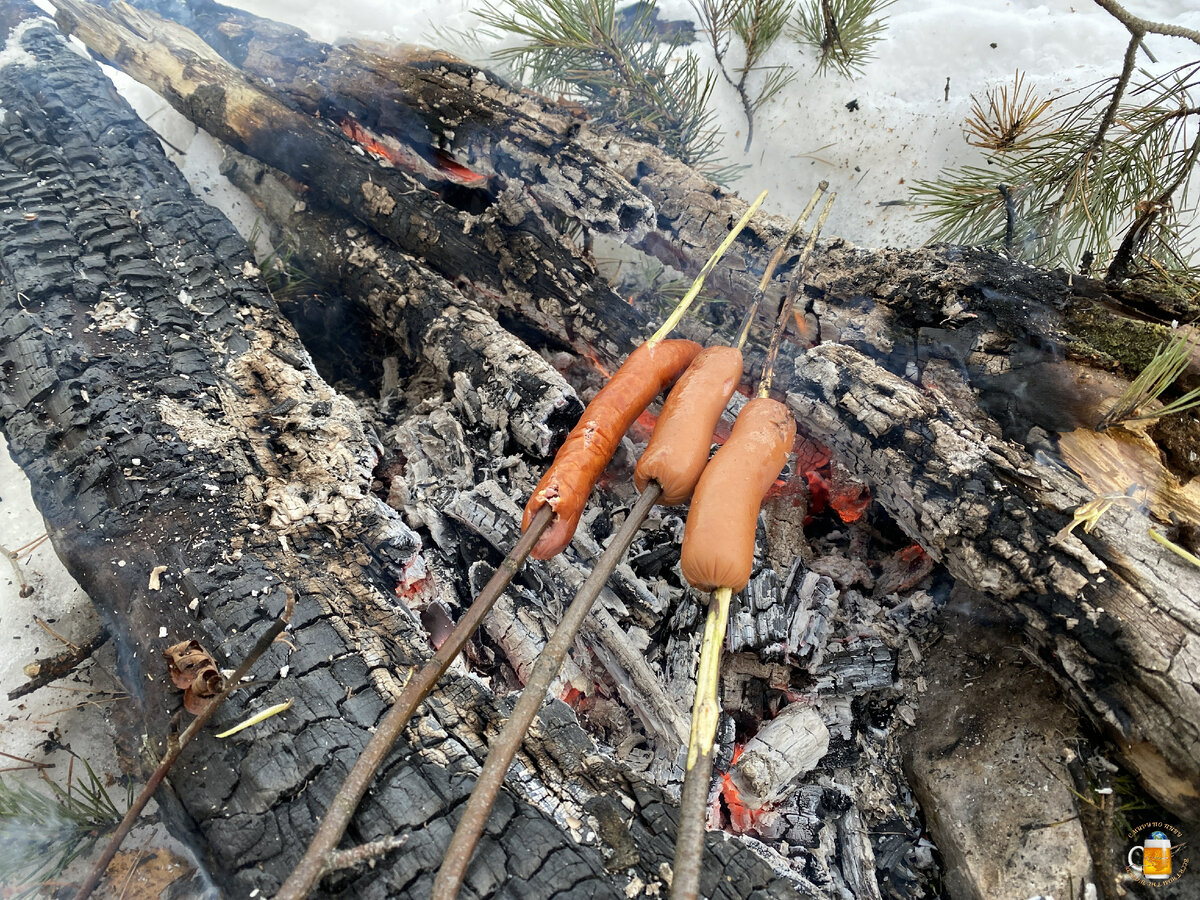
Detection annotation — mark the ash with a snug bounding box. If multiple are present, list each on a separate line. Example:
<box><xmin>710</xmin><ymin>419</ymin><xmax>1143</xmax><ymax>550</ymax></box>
<box><xmin>343</xmin><ymin>328</ymin><xmax>948</xmax><ymax>898</ymax></box>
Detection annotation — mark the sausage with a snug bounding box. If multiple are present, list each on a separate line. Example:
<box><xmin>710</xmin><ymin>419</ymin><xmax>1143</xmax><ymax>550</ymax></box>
<box><xmin>635</xmin><ymin>346</ymin><xmax>743</xmax><ymax>506</ymax></box>
<box><xmin>523</xmin><ymin>339</ymin><xmax>702</xmax><ymax>559</ymax></box>
<box><xmin>680</xmin><ymin>397</ymin><xmax>796</xmax><ymax>592</ymax></box>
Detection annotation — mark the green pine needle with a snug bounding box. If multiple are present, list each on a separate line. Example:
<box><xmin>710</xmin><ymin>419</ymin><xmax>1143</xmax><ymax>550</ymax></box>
<box><xmin>690</xmin><ymin>0</ymin><xmax>797</xmax><ymax>149</ymax></box>
<box><xmin>912</xmin><ymin>58</ymin><xmax>1200</xmax><ymax>282</ymax></box>
<box><xmin>471</xmin><ymin>0</ymin><xmax>728</xmax><ymax>174</ymax></box>
<box><xmin>0</xmin><ymin>760</ymin><xmax>126</xmax><ymax>897</ymax></box>
<box><xmin>791</xmin><ymin>0</ymin><xmax>896</xmax><ymax>79</ymax></box>
<box><xmin>1098</xmin><ymin>327</ymin><xmax>1200</xmax><ymax>429</ymax></box>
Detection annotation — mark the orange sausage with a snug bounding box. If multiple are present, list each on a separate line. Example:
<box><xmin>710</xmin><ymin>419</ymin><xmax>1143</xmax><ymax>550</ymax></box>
<box><xmin>680</xmin><ymin>397</ymin><xmax>796</xmax><ymax>592</ymax></box>
<box><xmin>523</xmin><ymin>339</ymin><xmax>702</xmax><ymax>559</ymax></box>
<box><xmin>635</xmin><ymin>346</ymin><xmax>743</xmax><ymax>506</ymax></box>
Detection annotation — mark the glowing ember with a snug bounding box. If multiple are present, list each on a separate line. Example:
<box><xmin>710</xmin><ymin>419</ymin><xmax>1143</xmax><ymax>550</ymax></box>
<box><xmin>431</xmin><ymin>148</ymin><xmax>488</xmax><ymax>185</ymax></box>
<box><xmin>829</xmin><ymin>481</ymin><xmax>872</xmax><ymax>523</ymax></box>
<box><xmin>338</xmin><ymin>118</ymin><xmax>486</xmax><ymax>186</ymax></box>
<box><xmin>630</xmin><ymin>408</ymin><xmax>658</xmax><ymax>443</ymax></box>
<box><xmin>716</xmin><ymin>745</ymin><xmax>763</xmax><ymax>835</ymax></box>
<box><xmin>395</xmin><ymin>553</ymin><xmax>430</xmax><ymax>600</ymax></box>
<box><xmin>794</xmin><ymin>434</ymin><xmax>872</xmax><ymax>523</ymax></box>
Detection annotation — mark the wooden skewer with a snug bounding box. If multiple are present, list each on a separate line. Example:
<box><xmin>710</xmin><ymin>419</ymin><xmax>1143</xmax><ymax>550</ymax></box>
<box><xmin>671</xmin><ymin>193</ymin><xmax>836</xmax><ymax>900</ymax></box>
<box><xmin>275</xmin><ymin>507</ymin><xmax>552</xmax><ymax>900</ymax></box>
<box><xmin>431</xmin><ymin>187</ymin><xmax>829</xmax><ymax>900</ymax></box>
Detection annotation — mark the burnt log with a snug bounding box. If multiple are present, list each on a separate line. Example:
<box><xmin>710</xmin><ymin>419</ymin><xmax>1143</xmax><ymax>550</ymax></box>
<box><xmin>63</xmin><ymin>0</ymin><xmax>1200</xmax><ymax>823</ymax></box>
<box><xmin>2</xmin><ymin>0</ymin><xmax>1199</xmax><ymax>897</ymax></box>
<box><xmin>0</xmin><ymin>7</ymin><xmax>812</xmax><ymax>898</ymax></box>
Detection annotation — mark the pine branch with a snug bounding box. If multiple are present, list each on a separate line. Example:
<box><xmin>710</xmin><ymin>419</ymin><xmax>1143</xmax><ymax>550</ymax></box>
<box><xmin>914</xmin><ymin>54</ymin><xmax>1200</xmax><ymax>280</ymax></box>
<box><xmin>731</xmin><ymin>0</ymin><xmax>795</xmax><ymax>149</ymax></box>
<box><xmin>474</xmin><ymin>0</ymin><xmax>727</xmax><ymax>173</ymax></box>
<box><xmin>1092</xmin><ymin>0</ymin><xmax>1200</xmax><ymax>47</ymax></box>
<box><xmin>690</xmin><ymin>0</ymin><xmax>795</xmax><ymax>151</ymax></box>
<box><xmin>791</xmin><ymin>0</ymin><xmax>895</xmax><ymax>79</ymax></box>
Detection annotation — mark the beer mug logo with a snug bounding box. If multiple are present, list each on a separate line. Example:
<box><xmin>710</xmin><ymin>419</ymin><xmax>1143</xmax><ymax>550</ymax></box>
<box><xmin>1128</xmin><ymin>830</ymin><xmax>1172</xmax><ymax>881</ymax></box>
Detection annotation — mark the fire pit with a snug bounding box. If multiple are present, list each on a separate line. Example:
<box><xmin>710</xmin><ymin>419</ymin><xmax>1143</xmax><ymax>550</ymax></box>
<box><xmin>2</xmin><ymin>1</ymin><xmax>1198</xmax><ymax>898</ymax></box>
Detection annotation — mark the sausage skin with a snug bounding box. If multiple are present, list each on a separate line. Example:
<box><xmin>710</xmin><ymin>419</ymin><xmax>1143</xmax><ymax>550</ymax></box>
<box><xmin>680</xmin><ymin>397</ymin><xmax>796</xmax><ymax>592</ymax></box>
<box><xmin>634</xmin><ymin>346</ymin><xmax>743</xmax><ymax>506</ymax></box>
<box><xmin>523</xmin><ymin>339</ymin><xmax>702</xmax><ymax>559</ymax></box>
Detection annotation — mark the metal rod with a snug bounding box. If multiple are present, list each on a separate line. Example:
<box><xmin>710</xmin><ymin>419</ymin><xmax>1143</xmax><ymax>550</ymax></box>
<box><xmin>431</xmin><ymin>484</ymin><xmax>662</xmax><ymax>900</ymax></box>
<box><xmin>276</xmin><ymin>506</ymin><xmax>553</xmax><ymax>900</ymax></box>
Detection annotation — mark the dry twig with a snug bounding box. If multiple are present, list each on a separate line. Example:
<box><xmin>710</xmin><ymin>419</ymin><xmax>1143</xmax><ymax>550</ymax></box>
<box><xmin>71</xmin><ymin>588</ymin><xmax>296</xmax><ymax>900</ymax></box>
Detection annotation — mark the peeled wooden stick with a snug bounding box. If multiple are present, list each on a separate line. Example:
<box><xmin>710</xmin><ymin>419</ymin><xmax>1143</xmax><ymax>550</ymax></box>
<box><xmin>671</xmin><ymin>584</ymin><xmax>732</xmax><ymax>898</ymax></box>
<box><xmin>671</xmin><ymin>194</ymin><xmax>835</xmax><ymax>900</ymax></box>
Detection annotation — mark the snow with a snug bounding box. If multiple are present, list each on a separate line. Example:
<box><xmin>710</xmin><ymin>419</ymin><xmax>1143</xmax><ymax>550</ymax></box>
<box><xmin>1</xmin><ymin>0</ymin><xmax>1197</xmax><ymax>886</ymax></box>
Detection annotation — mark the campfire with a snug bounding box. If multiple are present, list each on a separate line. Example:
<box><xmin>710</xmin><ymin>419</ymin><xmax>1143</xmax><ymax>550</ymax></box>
<box><xmin>2</xmin><ymin>0</ymin><xmax>1199</xmax><ymax>898</ymax></box>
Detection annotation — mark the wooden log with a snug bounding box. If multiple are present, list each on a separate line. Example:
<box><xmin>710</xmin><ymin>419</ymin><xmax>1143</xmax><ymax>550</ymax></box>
<box><xmin>10</xmin><ymin>0</ymin><xmax>1200</xmax><ymax>881</ymax></box>
<box><xmin>52</xmin><ymin>0</ymin><xmax>668</xmax><ymax>369</ymax></box>
<box><xmin>0</xmin><ymin>8</ymin><xmax>811</xmax><ymax>898</ymax></box>
<box><xmin>788</xmin><ymin>341</ymin><xmax>1200</xmax><ymax>818</ymax></box>
<box><xmin>82</xmin><ymin>0</ymin><xmax>1199</xmax><ymax>388</ymax></box>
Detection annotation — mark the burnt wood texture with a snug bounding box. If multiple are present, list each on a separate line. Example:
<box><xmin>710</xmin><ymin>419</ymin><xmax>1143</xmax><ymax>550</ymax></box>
<box><xmin>2</xmin><ymin>0</ymin><xmax>1199</xmax><ymax>895</ymax></box>
<box><xmin>0</xmin><ymin>6</ymin><xmax>811</xmax><ymax>898</ymax></box>
<box><xmin>56</xmin><ymin>0</ymin><xmax>1200</xmax><ymax>821</ymax></box>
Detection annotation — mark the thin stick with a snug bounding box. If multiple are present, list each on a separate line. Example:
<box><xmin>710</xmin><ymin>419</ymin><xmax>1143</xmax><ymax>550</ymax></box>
<box><xmin>433</xmin><ymin>192</ymin><xmax>826</xmax><ymax>898</ymax></box>
<box><xmin>73</xmin><ymin>589</ymin><xmax>296</xmax><ymax>900</ymax></box>
<box><xmin>757</xmin><ymin>193</ymin><xmax>836</xmax><ymax>398</ymax></box>
<box><xmin>36</xmin><ymin>616</ymin><xmax>81</xmax><ymax>650</ymax></box>
<box><xmin>431</xmin><ymin>484</ymin><xmax>662</xmax><ymax>900</ymax></box>
<box><xmin>7</xmin><ymin>627</ymin><xmax>110</xmax><ymax>701</ymax></box>
<box><xmin>10</xmin><ymin>532</ymin><xmax>49</xmax><ymax>557</ymax></box>
<box><xmin>648</xmin><ymin>190</ymin><xmax>768</xmax><ymax>347</ymax></box>
<box><xmin>734</xmin><ymin>182</ymin><xmax>827</xmax><ymax>351</ymax></box>
<box><xmin>276</xmin><ymin>507</ymin><xmax>552</xmax><ymax>900</ymax></box>
<box><xmin>670</xmin><ymin>586</ymin><xmax>732</xmax><ymax>900</ymax></box>
<box><xmin>2</xmin><ymin>543</ymin><xmax>31</xmax><ymax>598</ymax></box>
<box><xmin>674</xmin><ymin>193</ymin><xmax>836</xmax><ymax>898</ymax></box>
<box><xmin>283</xmin><ymin>192</ymin><xmax>770</xmax><ymax>899</ymax></box>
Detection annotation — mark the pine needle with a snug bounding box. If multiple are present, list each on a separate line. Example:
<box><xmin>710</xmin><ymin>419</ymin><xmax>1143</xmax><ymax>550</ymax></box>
<box><xmin>964</xmin><ymin>70</ymin><xmax>1054</xmax><ymax>153</ymax></box>
<box><xmin>471</xmin><ymin>0</ymin><xmax>729</xmax><ymax>174</ymax></box>
<box><xmin>912</xmin><ymin>39</ymin><xmax>1200</xmax><ymax>280</ymax></box>
<box><xmin>1097</xmin><ymin>326</ymin><xmax>1200</xmax><ymax>429</ymax></box>
<box><xmin>0</xmin><ymin>759</ymin><xmax>125</xmax><ymax>898</ymax></box>
<box><xmin>791</xmin><ymin>0</ymin><xmax>896</xmax><ymax>79</ymax></box>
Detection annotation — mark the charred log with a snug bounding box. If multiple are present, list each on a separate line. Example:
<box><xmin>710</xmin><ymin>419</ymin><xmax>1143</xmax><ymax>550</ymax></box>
<box><xmin>3</xmin><ymin>0</ymin><xmax>1199</xmax><ymax>898</ymax></box>
<box><xmin>787</xmin><ymin>342</ymin><xmax>1200</xmax><ymax>817</ymax></box>
<box><xmin>0</xmin><ymin>8</ymin><xmax>810</xmax><ymax>898</ymax></box>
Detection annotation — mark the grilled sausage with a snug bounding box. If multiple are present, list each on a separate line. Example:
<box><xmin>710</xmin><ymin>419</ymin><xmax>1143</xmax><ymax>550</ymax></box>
<box><xmin>635</xmin><ymin>346</ymin><xmax>743</xmax><ymax>506</ymax></box>
<box><xmin>680</xmin><ymin>397</ymin><xmax>795</xmax><ymax>592</ymax></box>
<box><xmin>523</xmin><ymin>339</ymin><xmax>702</xmax><ymax>559</ymax></box>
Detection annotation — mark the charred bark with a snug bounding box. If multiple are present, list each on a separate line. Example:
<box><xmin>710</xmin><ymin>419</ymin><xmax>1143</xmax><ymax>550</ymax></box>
<box><xmin>787</xmin><ymin>342</ymin><xmax>1200</xmax><ymax>815</ymax></box>
<box><xmin>81</xmin><ymin>0</ymin><xmax>1200</xmax><ymax>821</ymax></box>
<box><xmin>3</xmin><ymin>1</ymin><xmax>1200</xmax><ymax>897</ymax></box>
<box><xmin>0</xmin><ymin>8</ymin><xmax>810</xmax><ymax>898</ymax></box>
